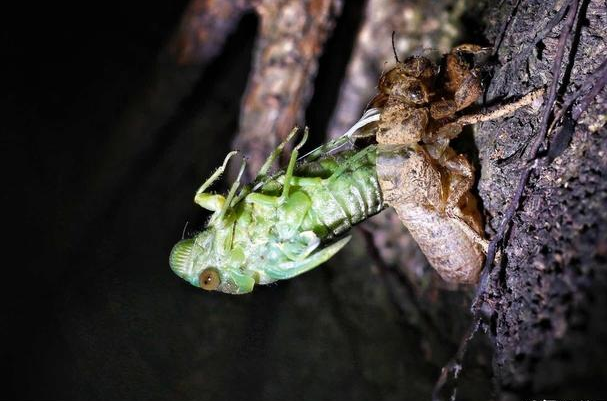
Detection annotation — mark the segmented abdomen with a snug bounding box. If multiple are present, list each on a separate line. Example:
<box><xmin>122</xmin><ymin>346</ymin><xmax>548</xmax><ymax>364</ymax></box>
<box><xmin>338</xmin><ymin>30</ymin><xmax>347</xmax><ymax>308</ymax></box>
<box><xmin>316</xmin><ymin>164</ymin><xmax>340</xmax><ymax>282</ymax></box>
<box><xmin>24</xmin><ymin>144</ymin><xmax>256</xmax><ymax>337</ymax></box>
<box><xmin>298</xmin><ymin>146</ymin><xmax>384</xmax><ymax>239</ymax></box>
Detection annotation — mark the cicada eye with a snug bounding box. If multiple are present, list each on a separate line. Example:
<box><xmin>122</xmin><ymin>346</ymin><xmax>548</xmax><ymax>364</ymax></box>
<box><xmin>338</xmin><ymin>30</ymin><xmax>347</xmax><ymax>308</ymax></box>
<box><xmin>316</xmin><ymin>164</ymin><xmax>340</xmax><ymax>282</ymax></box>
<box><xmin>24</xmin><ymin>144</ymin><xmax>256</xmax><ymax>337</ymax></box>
<box><xmin>199</xmin><ymin>268</ymin><xmax>220</xmax><ymax>291</ymax></box>
<box><xmin>403</xmin><ymin>80</ymin><xmax>430</xmax><ymax>105</ymax></box>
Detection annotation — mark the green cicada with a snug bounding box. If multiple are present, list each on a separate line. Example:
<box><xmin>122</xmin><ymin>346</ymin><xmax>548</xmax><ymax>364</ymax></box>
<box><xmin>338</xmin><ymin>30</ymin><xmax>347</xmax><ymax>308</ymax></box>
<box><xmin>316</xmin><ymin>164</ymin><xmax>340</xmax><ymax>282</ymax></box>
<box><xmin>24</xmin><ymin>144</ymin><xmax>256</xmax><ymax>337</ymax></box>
<box><xmin>169</xmin><ymin>110</ymin><xmax>383</xmax><ymax>294</ymax></box>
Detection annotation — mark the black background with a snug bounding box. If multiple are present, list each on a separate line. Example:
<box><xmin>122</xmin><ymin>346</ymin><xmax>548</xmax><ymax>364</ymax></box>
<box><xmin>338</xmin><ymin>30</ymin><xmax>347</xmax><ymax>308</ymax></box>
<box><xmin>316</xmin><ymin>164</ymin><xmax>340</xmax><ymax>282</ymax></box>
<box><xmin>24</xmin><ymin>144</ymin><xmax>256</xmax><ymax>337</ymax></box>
<box><xmin>3</xmin><ymin>1</ymin><xmax>388</xmax><ymax>400</ymax></box>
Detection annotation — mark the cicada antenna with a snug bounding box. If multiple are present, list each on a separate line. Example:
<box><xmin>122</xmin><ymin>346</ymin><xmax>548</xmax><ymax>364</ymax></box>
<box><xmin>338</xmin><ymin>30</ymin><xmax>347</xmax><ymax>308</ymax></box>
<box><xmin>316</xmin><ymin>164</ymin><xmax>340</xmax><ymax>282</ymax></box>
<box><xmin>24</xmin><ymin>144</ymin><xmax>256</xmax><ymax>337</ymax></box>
<box><xmin>391</xmin><ymin>31</ymin><xmax>400</xmax><ymax>63</ymax></box>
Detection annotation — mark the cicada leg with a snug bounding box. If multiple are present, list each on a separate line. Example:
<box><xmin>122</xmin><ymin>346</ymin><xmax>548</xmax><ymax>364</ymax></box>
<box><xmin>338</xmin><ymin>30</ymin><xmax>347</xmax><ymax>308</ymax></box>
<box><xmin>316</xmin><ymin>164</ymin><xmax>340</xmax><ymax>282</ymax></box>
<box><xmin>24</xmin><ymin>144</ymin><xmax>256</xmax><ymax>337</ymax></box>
<box><xmin>245</xmin><ymin>130</ymin><xmax>314</xmax><ymax>239</ymax></box>
<box><xmin>256</xmin><ymin>127</ymin><xmax>300</xmax><ymax>180</ymax></box>
<box><xmin>231</xmin><ymin>127</ymin><xmax>301</xmax><ymax>206</ymax></box>
<box><xmin>194</xmin><ymin>151</ymin><xmax>238</xmax><ymax>212</ymax></box>
<box><xmin>238</xmin><ymin>127</ymin><xmax>309</xmax><ymax>208</ymax></box>
<box><xmin>422</xmin><ymin>143</ymin><xmax>490</xmax><ymax>254</ymax></box>
<box><xmin>281</xmin><ymin>128</ymin><xmax>308</xmax><ymax>200</ymax></box>
<box><xmin>243</xmin><ymin>128</ymin><xmax>309</xmax><ymax>207</ymax></box>
<box><xmin>210</xmin><ymin>156</ymin><xmax>247</xmax><ymax>226</ymax></box>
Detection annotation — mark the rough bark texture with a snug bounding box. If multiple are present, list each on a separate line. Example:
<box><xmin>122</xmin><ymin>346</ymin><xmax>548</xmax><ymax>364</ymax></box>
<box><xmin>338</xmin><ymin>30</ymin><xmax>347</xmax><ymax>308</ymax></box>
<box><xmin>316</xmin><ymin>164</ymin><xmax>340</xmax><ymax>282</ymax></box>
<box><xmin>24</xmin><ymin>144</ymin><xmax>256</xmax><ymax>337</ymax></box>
<box><xmin>476</xmin><ymin>0</ymin><xmax>607</xmax><ymax>395</ymax></box>
<box><xmin>233</xmin><ymin>0</ymin><xmax>343</xmax><ymax>176</ymax></box>
<box><xmin>6</xmin><ymin>0</ymin><xmax>606</xmax><ymax>400</ymax></box>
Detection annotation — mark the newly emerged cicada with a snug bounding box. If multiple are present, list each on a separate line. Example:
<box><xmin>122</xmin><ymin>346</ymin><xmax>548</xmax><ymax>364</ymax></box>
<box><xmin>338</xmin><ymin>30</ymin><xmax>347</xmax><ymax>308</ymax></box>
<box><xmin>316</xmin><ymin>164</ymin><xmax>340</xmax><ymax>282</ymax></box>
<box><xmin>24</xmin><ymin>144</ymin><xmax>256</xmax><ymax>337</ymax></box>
<box><xmin>169</xmin><ymin>120</ymin><xmax>384</xmax><ymax>294</ymax></box>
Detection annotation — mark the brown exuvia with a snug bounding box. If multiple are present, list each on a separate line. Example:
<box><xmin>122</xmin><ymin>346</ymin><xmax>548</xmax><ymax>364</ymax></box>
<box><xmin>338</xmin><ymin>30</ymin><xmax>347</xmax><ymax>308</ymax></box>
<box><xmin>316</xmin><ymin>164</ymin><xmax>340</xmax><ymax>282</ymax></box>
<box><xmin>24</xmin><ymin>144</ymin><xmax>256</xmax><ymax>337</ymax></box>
<box><xmin>372</xmin><ymin>45</ymin><xmax>544</xmax><ymax>284</ymax></box>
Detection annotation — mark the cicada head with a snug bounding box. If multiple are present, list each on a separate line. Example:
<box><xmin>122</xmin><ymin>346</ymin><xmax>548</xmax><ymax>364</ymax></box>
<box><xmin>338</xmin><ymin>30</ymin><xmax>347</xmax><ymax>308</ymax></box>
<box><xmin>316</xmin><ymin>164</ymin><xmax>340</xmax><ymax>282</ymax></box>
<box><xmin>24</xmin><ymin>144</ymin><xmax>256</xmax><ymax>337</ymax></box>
<box><xmin>378</xmin><ymin>64</ymin><xmax>433</xmax><ymax>106</ymax></box>
<box><xmin>169</xmin><ymin>229</ymin><xmax>256</xmax><ymax>295</ymax></box>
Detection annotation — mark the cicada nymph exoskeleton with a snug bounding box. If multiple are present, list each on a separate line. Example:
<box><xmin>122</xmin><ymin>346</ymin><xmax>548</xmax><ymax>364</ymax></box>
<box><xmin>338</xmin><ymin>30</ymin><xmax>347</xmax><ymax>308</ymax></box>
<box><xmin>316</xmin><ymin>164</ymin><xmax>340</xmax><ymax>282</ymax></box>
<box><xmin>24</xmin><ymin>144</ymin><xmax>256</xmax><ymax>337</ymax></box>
<box><xmin>372</xmin><ymin>43</ymin><xmax>543</xmax><ymax>284</ymax></box>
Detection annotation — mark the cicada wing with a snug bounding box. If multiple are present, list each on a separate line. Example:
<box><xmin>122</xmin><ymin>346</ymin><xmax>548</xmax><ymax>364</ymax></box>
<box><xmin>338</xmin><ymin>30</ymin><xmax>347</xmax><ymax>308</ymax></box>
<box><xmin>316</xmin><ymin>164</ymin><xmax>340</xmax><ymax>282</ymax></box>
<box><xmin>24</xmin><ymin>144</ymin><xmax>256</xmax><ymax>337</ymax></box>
<box><xmin>297</xmin><ymin>134</ymin><xmax>352</xmax><ymax>162</ymax></box>
<box><xmin>279</xmin><ymin>231</ymin><xmax>321</xmax><ymax>261</ymax></box>
<box><xmin>266</xmin><ymin>236</ymin><xmax>352</xmax><ymax>280</ymax></box>
<box><xmin>298</xmin><ymin>108</ymin><xmax>381</xmax><ymax>162</ymax></box>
